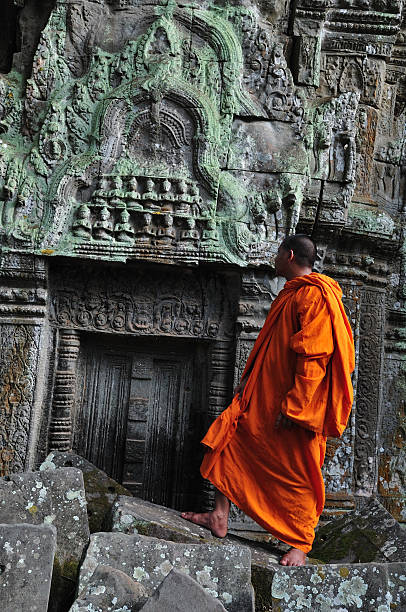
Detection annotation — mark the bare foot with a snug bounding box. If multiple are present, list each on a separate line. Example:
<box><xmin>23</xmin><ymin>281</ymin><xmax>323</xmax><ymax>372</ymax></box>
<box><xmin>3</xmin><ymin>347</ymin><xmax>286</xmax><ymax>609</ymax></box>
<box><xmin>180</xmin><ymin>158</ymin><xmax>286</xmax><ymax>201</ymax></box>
<box><xmin>180</xmin><ymin>511</ymin><xmax>228</xmax><ymax>538</ymax></box>
<box><xmin>279</xmin><ymin>548</ymin><xmax>306</xmax><ymax>566</ymax></box>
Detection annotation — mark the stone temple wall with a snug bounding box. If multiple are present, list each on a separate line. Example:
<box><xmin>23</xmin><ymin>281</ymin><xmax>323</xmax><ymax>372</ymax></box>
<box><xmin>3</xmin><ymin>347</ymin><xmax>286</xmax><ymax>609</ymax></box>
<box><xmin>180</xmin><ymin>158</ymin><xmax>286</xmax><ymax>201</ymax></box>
<box><xmin>0</xmin><ymin>0</ymin><xmax>405</xmax><ymax>521</ymax></box>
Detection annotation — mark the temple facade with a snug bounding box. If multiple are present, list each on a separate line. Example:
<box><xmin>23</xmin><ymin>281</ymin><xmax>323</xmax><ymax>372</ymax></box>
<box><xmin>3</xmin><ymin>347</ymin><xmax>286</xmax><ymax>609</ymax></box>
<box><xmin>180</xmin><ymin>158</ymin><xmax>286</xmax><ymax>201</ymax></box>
<box><xmin>0</xmin><ymin>0</ymin><xmax>405</xmax><ymax>523</ymax></box>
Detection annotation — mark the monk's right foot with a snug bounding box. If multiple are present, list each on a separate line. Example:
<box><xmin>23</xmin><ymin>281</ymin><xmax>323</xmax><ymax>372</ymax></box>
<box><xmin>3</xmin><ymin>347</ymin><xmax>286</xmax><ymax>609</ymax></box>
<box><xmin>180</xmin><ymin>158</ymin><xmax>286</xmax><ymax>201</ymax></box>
<box><xmin>180</xmin><ymin>511</ymin><xmax>228</xmax><ymax>538</ymax></box>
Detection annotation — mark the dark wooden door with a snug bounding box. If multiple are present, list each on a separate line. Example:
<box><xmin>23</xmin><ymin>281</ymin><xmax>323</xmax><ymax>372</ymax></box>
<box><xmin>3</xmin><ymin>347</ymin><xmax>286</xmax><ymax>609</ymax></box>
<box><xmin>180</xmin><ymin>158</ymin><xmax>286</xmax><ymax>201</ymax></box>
<box><xmin>74</xmin><ymin>334</ymin><xmax>207</xmax><ymax>509</ymax></box>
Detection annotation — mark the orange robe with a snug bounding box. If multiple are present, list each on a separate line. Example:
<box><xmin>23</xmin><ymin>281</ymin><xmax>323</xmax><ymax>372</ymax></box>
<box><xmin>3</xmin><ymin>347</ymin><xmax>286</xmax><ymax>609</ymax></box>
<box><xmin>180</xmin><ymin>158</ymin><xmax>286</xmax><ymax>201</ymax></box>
<box><xmin>200</xmin><ymin>272</ymin><xmax>355</xmax><ymax>553</ymax></box>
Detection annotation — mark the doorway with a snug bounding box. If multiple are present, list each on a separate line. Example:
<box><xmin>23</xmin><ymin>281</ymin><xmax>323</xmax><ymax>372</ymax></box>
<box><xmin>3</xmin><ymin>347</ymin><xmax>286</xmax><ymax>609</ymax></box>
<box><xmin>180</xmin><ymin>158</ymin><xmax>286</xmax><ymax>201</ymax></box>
<box><xmin>73</xmin><ymin>334</ymin><xmax>208</xmax><ymax>509</ymax></box>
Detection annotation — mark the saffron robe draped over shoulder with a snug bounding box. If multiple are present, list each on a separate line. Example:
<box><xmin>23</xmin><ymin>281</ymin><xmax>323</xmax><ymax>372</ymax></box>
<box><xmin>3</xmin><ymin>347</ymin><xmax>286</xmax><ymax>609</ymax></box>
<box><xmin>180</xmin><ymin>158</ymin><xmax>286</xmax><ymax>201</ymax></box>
<box><xmin>200</xmin><ymin>272</ymin><xmax>355</xmax><ymax>553</ymax></box>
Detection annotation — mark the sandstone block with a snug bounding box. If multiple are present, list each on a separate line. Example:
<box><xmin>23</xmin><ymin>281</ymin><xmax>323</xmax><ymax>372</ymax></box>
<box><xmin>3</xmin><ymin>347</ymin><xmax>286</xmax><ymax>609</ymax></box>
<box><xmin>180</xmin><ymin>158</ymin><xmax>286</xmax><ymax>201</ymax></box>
<box><xmin>40</xmin><ymin>451</ymin><xmax>132</xmax><ymax>532</ymax></box>
<box><xmin>0</xmin><ymin>468</ymin><xmax>90</xmax><ymax>611</ymax></box>
<box><xmin>0</xmin><ymin>523</ymin><xmax>56</xmax><ymax>612</ymax></box>
<box><xmin>109</xmin><ymin>494</ymin><xmax>282</xmax><ymax>609</ymax></box>
<box><xmin>110</xmin><ymin>494</ymin><xmax>215</xmax><ymax>542</ymax></box>
<box><xmin>0</xmin><ymin>468</ymin><xmax>89</xmax><ymax>569</ymax></box>
<box><xmin>271</xmin><ymin>562</ymin><xmax>406</xmax><ymax>611</ymax></box>
<box><xmin>139</xmin><ymin>568</ymin><xmax>227</xmax><ymax>611</ymax></box>
<box><xmin>70</xmin><ymin>564</ymin><xmax>148</xmax><ymax>612</ymax></box>
<box><xmin>78</xmin><ymin>532</ymin><xmax>255</xmax><ymax>612</ymax></box>
<box><xmin>311</xmin><ymin>498</ymin><xmax>406</xmax><ymax>563</ymax></box>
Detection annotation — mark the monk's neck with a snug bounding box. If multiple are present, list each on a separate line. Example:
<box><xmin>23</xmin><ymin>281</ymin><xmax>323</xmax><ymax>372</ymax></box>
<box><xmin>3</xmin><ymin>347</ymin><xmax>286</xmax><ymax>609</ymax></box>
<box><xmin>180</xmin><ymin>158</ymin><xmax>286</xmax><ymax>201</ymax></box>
<box><xmin>284</xmin><ymin>268</ymin><xmax>313</xmax><ymax>281</ymax></box>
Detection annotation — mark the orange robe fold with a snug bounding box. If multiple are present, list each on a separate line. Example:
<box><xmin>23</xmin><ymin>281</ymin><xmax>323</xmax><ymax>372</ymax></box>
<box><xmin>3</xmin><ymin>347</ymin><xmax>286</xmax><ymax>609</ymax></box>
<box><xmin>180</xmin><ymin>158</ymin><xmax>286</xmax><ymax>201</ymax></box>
<box><xmin>200</xmin><ymin>272</ymin><xmax>355</xmax><ymax>553</ymax></box>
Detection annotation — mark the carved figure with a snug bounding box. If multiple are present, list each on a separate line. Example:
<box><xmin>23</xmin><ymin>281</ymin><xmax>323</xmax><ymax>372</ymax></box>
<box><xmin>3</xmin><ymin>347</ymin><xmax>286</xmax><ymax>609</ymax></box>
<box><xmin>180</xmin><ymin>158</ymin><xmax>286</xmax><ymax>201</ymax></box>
<box><xmin>180</xmin><ymin>217</ymin><xmax>199</xmax><ymax>243</ymax></box>
<box><xmin>135</xmin><ymin>212</ymin><xmax>156</xmax><ymax>243</ymax></box>
<box><xmin>202</xmin><ymin>218</ymin><xmax>219</xmax><ymax>243</ymax></box>
<box><xmin>93</xmin><ymin>207</ymin><xmax>113</xmax><ymax>241</ymax></box>
<box><xmin>115</xmin><ymin>208</ymin><xmax>134</xmax><ymax>243</ymax></box>
<box><xmin>127</xmin><ymin>177</ymin><xmax>143</xmax><ymax>210</ymax></box>
<box><xmin>162</xmin><ymin>178</ymin><xmax>174</xmax><ymax>199</ymax></box>
<box><xmin>142</xmin><ymin>178</ymin><xmax>159</xmax><ymax>209</ymax></box>
<box><xmin>157</xmin><ymin>214</ymin><xmax>176</xmax><ymax>243</ymax></box>
<box><xmin>72</xmin><ymin>204</ymin><xmax>92</xmax><ymax>238</ymax></box>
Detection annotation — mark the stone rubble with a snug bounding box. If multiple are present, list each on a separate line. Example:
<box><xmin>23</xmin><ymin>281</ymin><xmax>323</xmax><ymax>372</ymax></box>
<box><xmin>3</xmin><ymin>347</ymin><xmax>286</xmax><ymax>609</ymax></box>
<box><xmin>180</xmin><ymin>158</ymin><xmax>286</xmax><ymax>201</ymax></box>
<box><xmin>70</xmin><ymin>564</ymin><xmax>148</xmax><ymax>612</ymax></box>
<box><xmin>139</xmin><ymin>568</ymin><xmax>227</xmax><ymax>611</ymax></box>
<box><xmin>311</xmin><ymin>498</ymin><xmax>406</xmax><ymax>564</ymax></box>
<box><xmin>77</xmin><ymin>531</ymin><xmax>255</xmax><ymax>612</ymax></box>
<box><xmin>1</xmin><ymin>457</ymin><xmax>405</xmax><ymax>611</ymax></box>
<box><xmin>109</xmin><ymin>494</ymin><xmax>217</xmax><ymax>542</ymax></box>
<box><xmin>40</xmin><ymin>451</ymin><xmax>133</xmax><ymax>533</ymax></box>
<box><xmin>0</xmin><ymin>467</ymin><xmax>90</xmax><ymax>611</ymax></box>
<box><xmin>0</xmin><ymin>522</ymin><xmax>56</xmax><ymax>612</ymax></box>
<box><xmin>271</xmin><ymin>562</ymin><xmax>406</xmax><ymax>611</ymax></box>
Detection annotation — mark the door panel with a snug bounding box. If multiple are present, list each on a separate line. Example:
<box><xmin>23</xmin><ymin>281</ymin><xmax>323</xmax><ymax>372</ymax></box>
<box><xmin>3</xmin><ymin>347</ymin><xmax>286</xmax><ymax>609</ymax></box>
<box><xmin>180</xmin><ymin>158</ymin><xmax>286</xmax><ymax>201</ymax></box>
<box><xmin>74</xmin><ymin>347</ymin><xmax>131</xmax><ymax>481</ymax></box>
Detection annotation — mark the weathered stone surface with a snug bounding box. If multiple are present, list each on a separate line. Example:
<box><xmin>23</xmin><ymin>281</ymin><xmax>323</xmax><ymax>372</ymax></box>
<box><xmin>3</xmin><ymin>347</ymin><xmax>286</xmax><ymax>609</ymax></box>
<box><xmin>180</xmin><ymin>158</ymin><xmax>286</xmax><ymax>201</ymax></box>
<box><xmin>109</xmin><ymin>493</ymin><xmax>282</xmax><ymax>609</ymax></box>
<box><xmin>78</xmin><ymin>532</ymin><xmax>255</xmax><ymax>612</ymax></box>
<box><xmin>70</xmin><ymin>564</ymin><xmax>148</xmax><ymax>612</ymax></box>
<box><xmin>271</xmin><ymin>562</ymin><xmax>406</xmax><ymax>612</ymax></box>
<box><xmin>0</xmin><ymin>468</ymin><xmax>90</xmax><ymax>610</ymax></box>
<box><xmin>40</xmin><ymin>451</ymin><xmax>133</xmax><ymax>533</ymax></box>
<box><xmin>311</xmin><ymin>498</ymin><xmax>406</xmax><ymax>563</ymax></box>
<box><xmin>227</xmin><ymin>120</ymin><xmax>308</xmax><ymax>175</ymax></box>
<box><xmin>140</xmin><ymin>568</ymin><xmax>227</xmax><ymax>612</ymax></box>
<box><xmin>110</xmin><ymin>495</ymin><xmax>215</xmax><ymax>542</ymax></box>
<box><xmin>0</xmin><ymin>523</ymin><xmax>56</xmax><ymax>612</ymax></box>
<box><xmin>0</xmin><ymin>468</ymin><xmax>89</xmax><ymax>566</ymax></box>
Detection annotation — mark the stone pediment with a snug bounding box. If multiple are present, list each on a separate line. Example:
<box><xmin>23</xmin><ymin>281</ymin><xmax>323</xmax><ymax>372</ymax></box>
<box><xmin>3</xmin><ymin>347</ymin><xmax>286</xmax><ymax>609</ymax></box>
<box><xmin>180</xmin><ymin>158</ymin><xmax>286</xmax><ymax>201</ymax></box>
<box><xmin>0</xmin><ymin>0</ymin><xmax>312</xmax><ymax>266</ymax></box>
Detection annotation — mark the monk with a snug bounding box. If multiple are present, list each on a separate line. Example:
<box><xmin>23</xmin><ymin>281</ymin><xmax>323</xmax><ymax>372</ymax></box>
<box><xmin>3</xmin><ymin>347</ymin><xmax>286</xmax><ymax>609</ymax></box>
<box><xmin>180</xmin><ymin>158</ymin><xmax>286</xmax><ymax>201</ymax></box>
<box><xmin>181</xmin><ymin>234</ymin><xmax>355</xmax><ymax>566</ymax></box>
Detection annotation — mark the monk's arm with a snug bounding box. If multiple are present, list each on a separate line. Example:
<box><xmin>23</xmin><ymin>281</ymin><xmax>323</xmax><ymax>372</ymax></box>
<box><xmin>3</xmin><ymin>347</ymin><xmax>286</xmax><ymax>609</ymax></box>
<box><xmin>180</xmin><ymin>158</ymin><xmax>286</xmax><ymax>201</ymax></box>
<box><xmin>280</xmin><ymin>286</ymin><xmax>334</xmax><ymax>433</ymax></box>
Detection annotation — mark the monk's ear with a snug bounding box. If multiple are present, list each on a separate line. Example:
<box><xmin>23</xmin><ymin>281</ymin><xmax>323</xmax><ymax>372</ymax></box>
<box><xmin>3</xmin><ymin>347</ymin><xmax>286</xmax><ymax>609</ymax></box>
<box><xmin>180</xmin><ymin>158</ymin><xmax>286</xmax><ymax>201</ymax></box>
<box><xmin>288</xmin><ymin>249</ymin><xmax>294</xmax><ymax>261</ymax></box>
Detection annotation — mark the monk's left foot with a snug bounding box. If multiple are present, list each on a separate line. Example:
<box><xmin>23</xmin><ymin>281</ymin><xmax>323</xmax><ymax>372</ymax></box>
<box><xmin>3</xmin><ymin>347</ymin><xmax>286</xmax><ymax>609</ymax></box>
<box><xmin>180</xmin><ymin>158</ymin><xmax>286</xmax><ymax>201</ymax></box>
<box><xmin>279</xmin><ymin>548</ymin><xmax>306</xmax><ymax>566</ymax></box>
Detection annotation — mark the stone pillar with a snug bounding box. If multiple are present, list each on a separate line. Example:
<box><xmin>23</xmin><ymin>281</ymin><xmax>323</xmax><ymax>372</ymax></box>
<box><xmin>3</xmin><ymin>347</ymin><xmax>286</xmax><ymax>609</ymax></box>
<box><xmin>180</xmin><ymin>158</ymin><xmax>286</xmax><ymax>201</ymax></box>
<box><xmin>321</xmin><ymin>251</ymin><xmax>363</xmax><ymax>516</ymax></box>
<box><xmin>0</xmin><ymin>254</ymin><xmax>48</xmax><ymax>475</ymax></box>
<box><xmin>355</xmin><ymin>287</ymin><xmax>386</xmax><ymax>497</ymax></box>
<box><xmin>48</xmin><ymin>328</ymin><xmax>81</xmax><ymax>452</ymax></box>
<box><xmin>201</xmin><ymin>339</ymin><xmax>235</xmax><ymax>510</ymax></box>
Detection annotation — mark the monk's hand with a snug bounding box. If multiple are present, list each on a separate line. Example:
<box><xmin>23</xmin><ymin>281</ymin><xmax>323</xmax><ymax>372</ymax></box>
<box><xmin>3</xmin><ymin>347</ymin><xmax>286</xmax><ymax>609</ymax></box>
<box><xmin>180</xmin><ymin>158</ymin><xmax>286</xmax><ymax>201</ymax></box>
<box><xmin>274</xmin><ymin>412</ymin><xmax>295</xmax><ymax>430</ymax></box>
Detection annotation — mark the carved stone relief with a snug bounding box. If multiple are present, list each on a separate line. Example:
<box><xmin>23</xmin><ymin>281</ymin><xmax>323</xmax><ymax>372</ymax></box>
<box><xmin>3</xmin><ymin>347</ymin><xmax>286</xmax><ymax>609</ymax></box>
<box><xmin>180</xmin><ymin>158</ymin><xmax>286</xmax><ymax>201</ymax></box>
<box><xmin>0</xmin><ymin>0</ymin><xmax>405</xmax><ymax>522</ymax></box>
<box><xmin>0</xmin><ymin>254</ymin><xmax>48</xmax><ymax>475</ymax></box>
<box><xmin>355</xmin><ymin>289</ymin><xmax>386</xmax><ymax>497</ymax></box>
<box><xmin>49</xmin><ymin>262</ymin><xmax>238</xmax><ymax>341</ymax></box>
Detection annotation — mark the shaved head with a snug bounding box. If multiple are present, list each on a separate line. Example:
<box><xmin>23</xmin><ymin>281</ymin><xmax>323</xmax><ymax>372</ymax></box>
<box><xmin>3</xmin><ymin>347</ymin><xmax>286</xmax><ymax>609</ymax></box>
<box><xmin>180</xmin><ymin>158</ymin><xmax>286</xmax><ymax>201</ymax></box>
<box><xmin>280</xmin><ymin>234</ymin><xmax>317</xmax><ymax>269</ymax></box>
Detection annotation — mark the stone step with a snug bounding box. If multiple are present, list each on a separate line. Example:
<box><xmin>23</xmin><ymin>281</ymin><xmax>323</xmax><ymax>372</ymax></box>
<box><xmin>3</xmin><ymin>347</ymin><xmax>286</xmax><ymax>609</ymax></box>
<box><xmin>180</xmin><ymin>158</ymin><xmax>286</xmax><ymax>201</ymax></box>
<box><xmin>78</xmin><ymin>531</ymin><xmax>255</xmax><ymax>612</ymax></box>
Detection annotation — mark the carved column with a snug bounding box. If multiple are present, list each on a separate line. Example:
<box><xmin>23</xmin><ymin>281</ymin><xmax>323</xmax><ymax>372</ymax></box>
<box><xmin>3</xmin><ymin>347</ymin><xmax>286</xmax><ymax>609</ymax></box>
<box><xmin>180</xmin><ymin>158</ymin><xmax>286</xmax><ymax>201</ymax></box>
<box><xmin>201</xmin><ymin>340</ymin><xmax>235</xmax><ymax>510</ymax></box>
<box><xmin>323</xmin><ymin>247</ymin><xmax>388</xmax><ymax>509</ymax></box>
<box><xmin>0</xmin><ymin>254</ymin><xmax>48</xmax><ymax>475</ymax></box>
<box><xmin>48</xmin><ymin>328</ymin><xmax>80</xmax><ymax>451</ymax></box>
<box><xmin>322</xmin><ymin>251</ymin><xmax>363</xmax><ymax>515</ymax></box>
<box><xmin>355</xmin><ymin>288</ymin><xmax>386</xmax><ymax>497</ymax></box>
